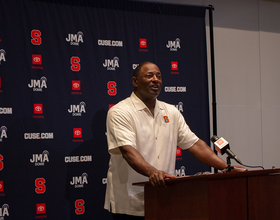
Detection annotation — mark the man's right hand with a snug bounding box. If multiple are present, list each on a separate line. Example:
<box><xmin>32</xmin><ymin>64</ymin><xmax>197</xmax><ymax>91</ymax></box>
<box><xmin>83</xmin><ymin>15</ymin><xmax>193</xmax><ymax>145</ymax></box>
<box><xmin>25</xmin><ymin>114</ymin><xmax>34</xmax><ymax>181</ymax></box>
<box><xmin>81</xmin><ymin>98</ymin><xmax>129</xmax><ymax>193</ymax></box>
<box><xmin>149</xmin><ymin>170</ymin><xmax>176</xmax><ymax>187</ymax></box>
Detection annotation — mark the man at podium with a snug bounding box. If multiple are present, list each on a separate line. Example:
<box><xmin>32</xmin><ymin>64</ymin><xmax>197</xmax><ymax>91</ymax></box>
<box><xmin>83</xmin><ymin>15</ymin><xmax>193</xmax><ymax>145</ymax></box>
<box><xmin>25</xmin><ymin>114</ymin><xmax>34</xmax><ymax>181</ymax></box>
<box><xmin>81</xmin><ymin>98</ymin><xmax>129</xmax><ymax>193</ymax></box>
<box><xmin>104</xmin><ymin>62</ymin><xmax>229</xmax><ymax>220</ymax></box>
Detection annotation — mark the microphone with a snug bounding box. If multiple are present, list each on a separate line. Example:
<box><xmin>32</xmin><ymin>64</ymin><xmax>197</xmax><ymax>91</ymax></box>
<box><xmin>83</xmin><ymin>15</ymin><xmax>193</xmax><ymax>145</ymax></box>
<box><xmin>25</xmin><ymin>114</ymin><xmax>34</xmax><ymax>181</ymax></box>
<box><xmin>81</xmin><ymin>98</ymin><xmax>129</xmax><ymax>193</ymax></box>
<box><xmin>210</xmin><ymin>135</ymin><xmax>242</xmax><ymax>164</ymax></box>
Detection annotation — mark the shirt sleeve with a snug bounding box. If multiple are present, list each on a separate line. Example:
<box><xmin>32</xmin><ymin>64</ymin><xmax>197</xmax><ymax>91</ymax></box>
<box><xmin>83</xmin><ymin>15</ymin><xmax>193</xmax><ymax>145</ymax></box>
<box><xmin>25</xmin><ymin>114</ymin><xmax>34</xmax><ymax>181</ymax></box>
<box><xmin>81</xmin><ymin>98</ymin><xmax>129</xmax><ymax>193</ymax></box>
<box><xmin>176</xmin><ymin>110</ymin><xmax>199</xmax><ymax>149</ymax></box>
<box><xmin>106</xmin><ymin>107</ymin><xmax>136</xmax><ymax>155</ymax></box>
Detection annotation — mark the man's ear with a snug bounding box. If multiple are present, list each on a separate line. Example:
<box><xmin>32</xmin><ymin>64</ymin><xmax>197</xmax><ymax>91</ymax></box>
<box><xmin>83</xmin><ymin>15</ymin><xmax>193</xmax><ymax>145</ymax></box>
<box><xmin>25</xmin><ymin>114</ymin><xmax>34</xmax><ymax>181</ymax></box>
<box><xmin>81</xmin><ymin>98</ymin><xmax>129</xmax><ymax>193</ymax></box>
<box><xmin>132</xmin><ymin>76</ymin><xmax>138</xmax><ymax>87</ymax></box>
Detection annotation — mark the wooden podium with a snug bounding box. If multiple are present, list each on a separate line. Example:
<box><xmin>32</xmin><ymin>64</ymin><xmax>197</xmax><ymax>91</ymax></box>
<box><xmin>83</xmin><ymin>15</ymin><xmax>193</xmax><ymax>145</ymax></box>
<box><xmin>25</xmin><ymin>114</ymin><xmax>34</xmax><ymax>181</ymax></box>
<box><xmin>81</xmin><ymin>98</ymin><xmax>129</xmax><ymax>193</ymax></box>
<box><xmin>133</xmin><ymin>169</ymin><xmax>280</xmax><ymax>220</ymax></box>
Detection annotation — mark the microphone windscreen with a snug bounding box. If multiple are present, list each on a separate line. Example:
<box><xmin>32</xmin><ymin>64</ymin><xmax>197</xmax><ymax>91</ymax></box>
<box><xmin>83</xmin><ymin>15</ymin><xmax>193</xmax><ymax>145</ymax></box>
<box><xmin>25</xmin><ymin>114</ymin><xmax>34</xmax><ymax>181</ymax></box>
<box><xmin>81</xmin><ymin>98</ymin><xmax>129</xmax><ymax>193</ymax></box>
<box><xmin>210</xmin><ymin>135</ymin><xmax>219</xmax><ymax>143</ymax></box>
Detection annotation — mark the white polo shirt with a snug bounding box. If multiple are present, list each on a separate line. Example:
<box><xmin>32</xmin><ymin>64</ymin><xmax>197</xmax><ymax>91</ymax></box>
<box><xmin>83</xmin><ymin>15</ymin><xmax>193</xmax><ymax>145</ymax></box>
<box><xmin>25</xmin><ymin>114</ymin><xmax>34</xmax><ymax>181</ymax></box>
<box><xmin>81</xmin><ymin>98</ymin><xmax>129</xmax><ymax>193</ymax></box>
<box><xmin>104</xmin><ymin>92</ymin><xmax>199</xmax><ymax>216</ymax></box>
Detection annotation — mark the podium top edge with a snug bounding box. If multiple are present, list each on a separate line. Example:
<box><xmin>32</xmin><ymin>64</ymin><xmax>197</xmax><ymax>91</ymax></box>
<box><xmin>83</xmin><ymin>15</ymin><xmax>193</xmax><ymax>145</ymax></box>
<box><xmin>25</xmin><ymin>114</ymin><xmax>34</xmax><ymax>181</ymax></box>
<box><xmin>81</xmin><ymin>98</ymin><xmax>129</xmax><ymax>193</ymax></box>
<box><xmin>132</xmin><ymin>168</ymin><xmax>280</xmax><ymax>186</ymax></box>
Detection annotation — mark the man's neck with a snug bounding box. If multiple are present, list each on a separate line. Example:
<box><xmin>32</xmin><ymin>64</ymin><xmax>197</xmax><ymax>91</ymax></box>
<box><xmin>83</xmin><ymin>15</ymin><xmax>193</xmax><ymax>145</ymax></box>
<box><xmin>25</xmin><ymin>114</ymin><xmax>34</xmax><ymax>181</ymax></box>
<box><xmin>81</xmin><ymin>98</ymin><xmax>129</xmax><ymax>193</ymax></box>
<box><xmin>134</xmin><ymin>91</ymin><xmax>156</xmax><ymax>116</ymax></box>
<box><xmin>145</xmin><ymin>102</ymin><xmax>156</xmax><ymax>116</ymax></box>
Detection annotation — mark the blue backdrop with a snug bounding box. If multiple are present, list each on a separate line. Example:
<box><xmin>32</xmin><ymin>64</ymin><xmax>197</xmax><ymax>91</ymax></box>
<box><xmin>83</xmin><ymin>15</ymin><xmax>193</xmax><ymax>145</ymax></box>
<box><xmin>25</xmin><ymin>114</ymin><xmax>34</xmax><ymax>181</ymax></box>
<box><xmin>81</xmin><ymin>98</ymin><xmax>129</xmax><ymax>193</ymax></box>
<box><xmin>0</xmin><ymin>0</ymin><xmax>210</xmax><ymax>219</ymax></box>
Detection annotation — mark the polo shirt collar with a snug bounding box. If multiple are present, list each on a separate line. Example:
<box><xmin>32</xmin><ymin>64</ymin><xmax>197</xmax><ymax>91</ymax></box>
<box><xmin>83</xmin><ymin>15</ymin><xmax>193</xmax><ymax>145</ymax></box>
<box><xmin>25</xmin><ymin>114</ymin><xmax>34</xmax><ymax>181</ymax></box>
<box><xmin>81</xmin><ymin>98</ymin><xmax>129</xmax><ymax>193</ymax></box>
<box><xmin>130</xmin><ymin>92</ymin><xmax>164</xmax><ymax>116</ymax></box>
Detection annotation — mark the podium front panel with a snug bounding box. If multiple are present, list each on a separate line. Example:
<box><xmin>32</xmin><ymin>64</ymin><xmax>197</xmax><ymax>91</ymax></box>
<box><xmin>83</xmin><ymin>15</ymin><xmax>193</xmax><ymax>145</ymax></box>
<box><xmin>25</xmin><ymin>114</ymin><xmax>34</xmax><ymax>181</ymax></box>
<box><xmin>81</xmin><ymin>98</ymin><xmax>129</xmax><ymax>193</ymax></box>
<box><xmin>248</xmin><ymin>173</ymin><xmax>280</xmax><ymax>220</ymax></box>
<box><xmin>208</xmin><ymin>177</ymin><xmax>247</xmax><ymax>220</ymax></box>
<box><xmin>145</xmin><ymin>180</ymin><xmax>209</xmax><ymax>220</ymax></box>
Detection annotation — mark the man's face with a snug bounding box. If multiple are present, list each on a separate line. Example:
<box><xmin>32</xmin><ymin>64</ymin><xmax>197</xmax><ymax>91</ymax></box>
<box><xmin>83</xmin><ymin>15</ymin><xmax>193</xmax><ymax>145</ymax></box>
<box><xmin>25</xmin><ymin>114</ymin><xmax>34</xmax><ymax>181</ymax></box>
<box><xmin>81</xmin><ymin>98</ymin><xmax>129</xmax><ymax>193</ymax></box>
<box><xmin>133</xmin><ymin>63</ymin><xmax>162</xmax><ymax>101</ymax></box>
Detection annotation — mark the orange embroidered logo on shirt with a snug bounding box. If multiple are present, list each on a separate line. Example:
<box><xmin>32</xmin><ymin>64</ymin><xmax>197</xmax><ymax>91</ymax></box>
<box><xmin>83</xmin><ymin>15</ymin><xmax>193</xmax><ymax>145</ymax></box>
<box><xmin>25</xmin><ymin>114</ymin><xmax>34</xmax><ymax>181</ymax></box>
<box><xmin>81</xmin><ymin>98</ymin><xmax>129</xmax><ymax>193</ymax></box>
<box><xmin>163</xmin><ymin>116</ymin><xmax>169</xmax><ymax>123</ymax></box>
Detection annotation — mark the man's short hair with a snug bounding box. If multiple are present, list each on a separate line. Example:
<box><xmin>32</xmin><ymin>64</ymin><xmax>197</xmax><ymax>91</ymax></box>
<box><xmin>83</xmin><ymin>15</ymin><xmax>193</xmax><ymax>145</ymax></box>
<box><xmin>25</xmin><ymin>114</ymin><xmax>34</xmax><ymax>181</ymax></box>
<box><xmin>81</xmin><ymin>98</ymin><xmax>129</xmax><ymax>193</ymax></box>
<box><xmin>133</xmin><ymin>61</ymin><xmax>153</xmax><ymax>78</ymax></box>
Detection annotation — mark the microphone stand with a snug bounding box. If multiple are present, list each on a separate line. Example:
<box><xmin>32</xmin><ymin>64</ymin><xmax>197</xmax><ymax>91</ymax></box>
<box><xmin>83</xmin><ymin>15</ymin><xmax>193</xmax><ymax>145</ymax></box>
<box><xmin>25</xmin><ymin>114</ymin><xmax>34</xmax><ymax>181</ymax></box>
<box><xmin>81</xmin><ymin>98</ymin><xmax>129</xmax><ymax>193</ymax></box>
<box><xmin>226</xmin><ymin>156</ymin><xmax>234</xmax><ymax>172</ymax></box>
